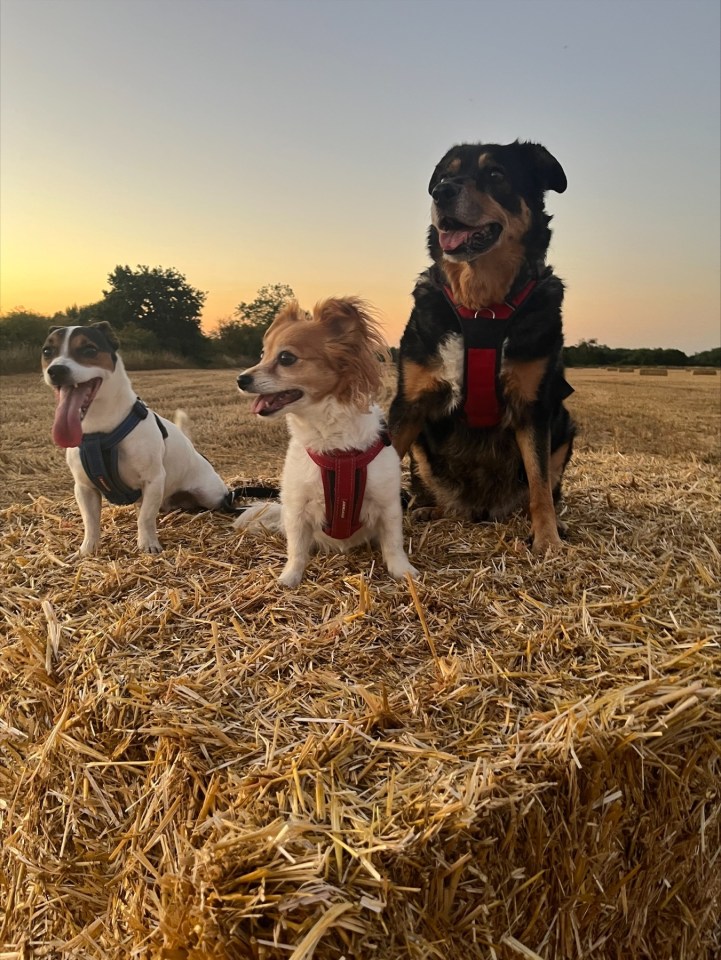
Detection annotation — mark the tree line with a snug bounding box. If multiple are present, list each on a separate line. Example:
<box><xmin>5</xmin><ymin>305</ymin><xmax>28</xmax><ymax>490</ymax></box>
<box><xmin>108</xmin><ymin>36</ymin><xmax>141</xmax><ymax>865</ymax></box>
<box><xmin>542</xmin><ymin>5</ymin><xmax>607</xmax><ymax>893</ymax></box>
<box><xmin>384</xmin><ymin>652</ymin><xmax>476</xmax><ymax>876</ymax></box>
<box><xmin>1</xmin><ymin>265</ymin><xmax>718</xmax><ymax>372</ymax></box>
<box><xmin>0</xmin><ymin>265</ymin><xmax>295</xmax><ymax>371</ymax></box>
<box><xmin>563</xmin><ymin>338</ymin><xmax>720</xmax><ymax>368</ymax></box>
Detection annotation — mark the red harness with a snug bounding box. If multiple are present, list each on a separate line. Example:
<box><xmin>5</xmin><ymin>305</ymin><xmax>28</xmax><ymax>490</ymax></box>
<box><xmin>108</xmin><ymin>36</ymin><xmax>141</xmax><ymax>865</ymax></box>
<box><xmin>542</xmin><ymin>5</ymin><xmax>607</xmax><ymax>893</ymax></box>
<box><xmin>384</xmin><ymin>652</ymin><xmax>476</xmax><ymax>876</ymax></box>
<box><xmin>443</xmin><ymin>280</ymin><xmax>536</xmax><ymax>428</ymax></box>
<box><xmin>306</xmin><ymin>434</ymin><xmax>388</xmax><ymax>540</ymax></box>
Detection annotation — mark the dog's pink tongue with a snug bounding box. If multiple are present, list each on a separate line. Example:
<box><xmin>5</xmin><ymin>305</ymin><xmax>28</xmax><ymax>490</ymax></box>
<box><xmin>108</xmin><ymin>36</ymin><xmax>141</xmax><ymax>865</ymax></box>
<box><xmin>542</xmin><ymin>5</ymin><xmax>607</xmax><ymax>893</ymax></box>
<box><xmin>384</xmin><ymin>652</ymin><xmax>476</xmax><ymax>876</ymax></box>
<box><xmin>438</xmin><ymin>229</ymin><xmax>473</xmax><ymax>252</ymax></box>
<box><xmin>52</xmin><ymin>385</ymin><xmax>87</xmax><ymax>448</ymax></box>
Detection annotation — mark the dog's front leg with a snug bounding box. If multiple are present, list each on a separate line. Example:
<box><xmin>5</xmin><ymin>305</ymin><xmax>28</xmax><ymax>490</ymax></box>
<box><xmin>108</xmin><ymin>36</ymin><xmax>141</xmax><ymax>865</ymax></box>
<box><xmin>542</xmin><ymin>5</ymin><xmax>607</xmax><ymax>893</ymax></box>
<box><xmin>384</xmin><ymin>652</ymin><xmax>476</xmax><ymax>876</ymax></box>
<box><xmin>377</xmin><ymin>503</ymin><xmax>418</xmax><ymax>580</ymax></box>
<box><xmin>279</xmin><ymin>511</ymin><xmax>314</xmax><ymax>588</ymax></box>
<box><xmin>515</xmin><ymin>423</ymin><xmax>562</xmax><ymax>554</ymax></box>
<box><xmin>75</xmin><ymin>481</ymin><xmax>103</xmax><ymax>555</ymax></box>
<box><xmin>136</xmin><ymin>473</ymin><xmax>165</xmax><ymax>553</ymax></box>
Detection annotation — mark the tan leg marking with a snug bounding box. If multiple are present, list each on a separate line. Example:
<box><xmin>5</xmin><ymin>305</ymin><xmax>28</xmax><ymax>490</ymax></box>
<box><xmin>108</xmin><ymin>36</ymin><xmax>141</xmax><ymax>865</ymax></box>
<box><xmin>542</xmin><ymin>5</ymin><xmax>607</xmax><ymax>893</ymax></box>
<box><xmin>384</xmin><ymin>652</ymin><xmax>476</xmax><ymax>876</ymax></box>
<box><xmin>501</xmin><ymin>358</ymin><xmax>549</xmax><ymax>408</ymax></box>
<box><xmin>515</xmin><ymin>427</ymin><xmax>562</xmax><ymax>554</ymax></box>
<box><xmin>401</xmin><ymin>358</ymin><xmax>443</xmax><ymax>403</ymax></box>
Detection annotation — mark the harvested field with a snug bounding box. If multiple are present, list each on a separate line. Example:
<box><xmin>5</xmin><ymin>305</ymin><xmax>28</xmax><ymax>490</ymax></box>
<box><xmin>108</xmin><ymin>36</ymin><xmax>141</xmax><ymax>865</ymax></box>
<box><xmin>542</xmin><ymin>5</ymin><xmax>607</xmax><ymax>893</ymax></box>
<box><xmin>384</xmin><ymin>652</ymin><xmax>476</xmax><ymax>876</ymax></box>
<box><xmin>1</xmin><ymin>367</ymin><xmax>720</xmax><ymax>959</ymax></box>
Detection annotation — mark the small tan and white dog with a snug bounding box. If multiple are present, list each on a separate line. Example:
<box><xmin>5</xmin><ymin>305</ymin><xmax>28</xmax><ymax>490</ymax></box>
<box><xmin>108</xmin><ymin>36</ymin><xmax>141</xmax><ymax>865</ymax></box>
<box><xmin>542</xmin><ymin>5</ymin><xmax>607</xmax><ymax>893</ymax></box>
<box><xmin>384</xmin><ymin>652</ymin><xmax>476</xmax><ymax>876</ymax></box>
<box><xmin>235</xmin><ymin>297</ymin><xmax>417</xmax><ymax>588</ymax></box>
<box><xmin>42</xmin><ymin>321</ymin><xmax>230</xmax><ymax>555</ymax></box>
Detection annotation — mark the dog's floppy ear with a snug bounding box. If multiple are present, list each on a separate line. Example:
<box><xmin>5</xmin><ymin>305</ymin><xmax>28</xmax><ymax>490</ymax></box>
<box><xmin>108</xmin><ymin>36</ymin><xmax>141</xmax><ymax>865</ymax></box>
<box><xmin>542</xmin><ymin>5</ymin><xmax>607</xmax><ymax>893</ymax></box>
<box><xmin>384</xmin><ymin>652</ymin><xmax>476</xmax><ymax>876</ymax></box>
<box><xmin>88</xmin><ymin>320</ymin><xmax>120</xmax><ymax>351</ymax></box>
<box><xmin>520</xmin><ymin>142</ymin><xmax>567</xmax><ymax>194</ymax></box>
<box><xmin>47</xmin><ymin>325</ymin><xmax>65</xmax><ymax>334</ymax></box>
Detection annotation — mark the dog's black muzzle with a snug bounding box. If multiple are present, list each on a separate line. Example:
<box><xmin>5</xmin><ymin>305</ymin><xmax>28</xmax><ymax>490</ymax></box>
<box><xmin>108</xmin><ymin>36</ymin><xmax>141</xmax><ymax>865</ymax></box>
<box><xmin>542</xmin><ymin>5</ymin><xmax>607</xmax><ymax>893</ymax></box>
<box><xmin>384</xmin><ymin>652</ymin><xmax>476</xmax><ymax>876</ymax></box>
<box><xmin>431</xmin><ymin>179</ymin><xmax>463</xmax><ymax>206</ymax></box>
<box><xmin>46</xmin><ymin>363</ymin><xmax>74</xmax><ymax>386</ymax></box>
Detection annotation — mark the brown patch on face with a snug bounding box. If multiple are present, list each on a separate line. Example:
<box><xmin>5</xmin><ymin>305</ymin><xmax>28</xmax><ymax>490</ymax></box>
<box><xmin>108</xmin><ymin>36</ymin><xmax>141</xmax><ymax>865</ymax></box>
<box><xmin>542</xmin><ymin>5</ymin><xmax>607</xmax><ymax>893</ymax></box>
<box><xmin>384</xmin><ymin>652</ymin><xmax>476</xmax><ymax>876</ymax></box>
<box><xmin>442</xmin><ymin>197</ymin><xmax>532</xmax><ymax>308</ymax></box>
<box><xmin>447</xmin><ymin>157</ymin><xmax>461</xmax><ymax>174</ymax></box>
<box><xmin>501</xmin><ymin>357</ymin><xmax>549</xmax><ymax>413</ymax></box>
<box><xmin>477</xmin><ymin>152</ymin><xmax>492</xmax><ymax>168</ymax></box>
<box><xmin>41</xmin><ymin>329</ymin><xmax>68</xmax><ymax>370</ymax></box>
<box><xmin>68</xmin><ymin>329</ymin><xmax>116</xmax><ymax>372</ymax></box>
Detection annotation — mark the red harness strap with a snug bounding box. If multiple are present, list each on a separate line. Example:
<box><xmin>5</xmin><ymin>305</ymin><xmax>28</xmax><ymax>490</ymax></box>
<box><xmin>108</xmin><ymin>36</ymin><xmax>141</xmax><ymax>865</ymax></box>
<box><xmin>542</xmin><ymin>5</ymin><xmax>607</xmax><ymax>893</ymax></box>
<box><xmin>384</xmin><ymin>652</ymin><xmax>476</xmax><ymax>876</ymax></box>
<box><xmin>443</xmin><ymin>280</ymin><xmax>536</xmax><ymax>428</ymax></box>
<box><xmin>307</xmin><ymin>435</ymin><xmax>387</xmax><ymax>540</ymax></box>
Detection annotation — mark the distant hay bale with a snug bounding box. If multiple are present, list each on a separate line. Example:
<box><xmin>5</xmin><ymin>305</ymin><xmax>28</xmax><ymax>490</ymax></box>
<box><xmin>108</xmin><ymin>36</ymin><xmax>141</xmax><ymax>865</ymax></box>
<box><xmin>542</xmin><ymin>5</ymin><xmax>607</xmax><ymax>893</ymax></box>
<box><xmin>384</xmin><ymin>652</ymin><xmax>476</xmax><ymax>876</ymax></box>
<box><xmin>605</xmin><ymin>367</ymin><xmax>619</xmax><ymax>372</ymax></box>
<box><xmin>639</xmin><ymin>367</ymin><xmax>668</xmax><ymax>376</ymax></box>
<box><xmin>692</xmin><ymin>367</ymin><xmax>718</xmax><ymax>376</ymax></box>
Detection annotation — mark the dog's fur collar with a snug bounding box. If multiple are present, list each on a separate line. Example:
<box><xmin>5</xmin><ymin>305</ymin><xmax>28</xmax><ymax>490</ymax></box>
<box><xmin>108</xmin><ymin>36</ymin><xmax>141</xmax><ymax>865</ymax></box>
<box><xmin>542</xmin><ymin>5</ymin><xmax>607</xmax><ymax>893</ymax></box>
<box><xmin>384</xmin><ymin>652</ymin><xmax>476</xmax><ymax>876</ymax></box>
<box><xmin>306</xmin><ymin>433</ymin><xmax>390</xmax><ymax>539</ymax></box>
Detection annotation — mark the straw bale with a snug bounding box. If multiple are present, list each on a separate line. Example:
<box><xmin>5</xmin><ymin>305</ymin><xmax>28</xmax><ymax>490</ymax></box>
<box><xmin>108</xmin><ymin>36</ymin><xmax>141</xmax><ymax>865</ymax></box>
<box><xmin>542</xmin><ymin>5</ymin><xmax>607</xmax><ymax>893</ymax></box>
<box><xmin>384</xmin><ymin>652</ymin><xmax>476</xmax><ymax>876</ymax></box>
<box><xmin>639</xmin><ymin>368</ymin><xmax>668</xmax><ymax>376</ymax></box>
<box><xmin>692</xmin><ymin>368</ymin><xmax>718</xmax><ymax>376</ymax></box>
<box><xmin>1</xmin><ymin>369</ymin><xmax>720</xmax><ymax>959</ymax></box>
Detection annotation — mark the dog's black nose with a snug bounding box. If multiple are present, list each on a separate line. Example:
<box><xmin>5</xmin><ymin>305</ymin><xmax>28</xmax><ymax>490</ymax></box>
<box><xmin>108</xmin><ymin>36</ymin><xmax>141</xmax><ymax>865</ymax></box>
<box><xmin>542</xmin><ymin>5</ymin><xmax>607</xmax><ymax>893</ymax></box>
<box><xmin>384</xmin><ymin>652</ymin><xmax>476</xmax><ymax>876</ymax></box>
<box><xmin>431</xmin><ymin>179</ymin><xmax>461</xmax><ymax>206</ymax></box>
<box><xmin>237</xmin><ymin>373</ymin><xmax>253</xmax><ymax>391</ymax></box>
<box><xmin>47</xmin><ymin>363</ymin><xmax>72</xmax><ymax>385</ymax></box>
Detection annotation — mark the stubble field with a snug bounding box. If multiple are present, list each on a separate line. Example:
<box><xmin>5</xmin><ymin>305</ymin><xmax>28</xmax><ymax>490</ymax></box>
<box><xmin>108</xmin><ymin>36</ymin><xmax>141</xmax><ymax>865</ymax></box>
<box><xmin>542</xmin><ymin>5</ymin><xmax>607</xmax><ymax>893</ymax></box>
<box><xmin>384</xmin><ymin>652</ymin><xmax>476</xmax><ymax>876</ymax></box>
<box><xmin>1</xmin><ymin>367</ymin><xmax>719</xmax><ymax>959</ymax></box>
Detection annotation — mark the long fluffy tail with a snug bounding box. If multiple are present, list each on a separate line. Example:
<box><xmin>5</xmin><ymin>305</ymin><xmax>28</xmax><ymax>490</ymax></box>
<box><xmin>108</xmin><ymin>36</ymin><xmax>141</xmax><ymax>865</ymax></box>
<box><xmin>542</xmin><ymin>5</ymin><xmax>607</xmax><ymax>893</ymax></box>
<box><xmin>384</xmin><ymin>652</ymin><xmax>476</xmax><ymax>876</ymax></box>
<box><xmin>174</xmin><ymin>409</ymin><xmax>192</xmax><ymax>440</ymax></box>
<box><xmin>233</xmin><ymin>502</ymin><xmax>284</xmax><ymax>533</ymax></box>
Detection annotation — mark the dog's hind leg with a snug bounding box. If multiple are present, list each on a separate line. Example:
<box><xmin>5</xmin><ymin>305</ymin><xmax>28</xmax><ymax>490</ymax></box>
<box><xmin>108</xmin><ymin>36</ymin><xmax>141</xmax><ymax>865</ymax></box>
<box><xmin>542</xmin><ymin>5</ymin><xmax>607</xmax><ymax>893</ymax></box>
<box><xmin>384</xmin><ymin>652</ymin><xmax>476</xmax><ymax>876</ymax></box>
<box><xmin>75</xmin><ymin>481</ymin><xmax>103</xmax><ymax>556</ymax></box>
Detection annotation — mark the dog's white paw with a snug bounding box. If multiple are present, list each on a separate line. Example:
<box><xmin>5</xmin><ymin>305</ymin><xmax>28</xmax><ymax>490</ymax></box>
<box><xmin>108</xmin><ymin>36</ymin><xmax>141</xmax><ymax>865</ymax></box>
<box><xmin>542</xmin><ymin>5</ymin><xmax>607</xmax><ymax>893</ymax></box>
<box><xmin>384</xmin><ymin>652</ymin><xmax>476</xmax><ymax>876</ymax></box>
<box><xmin>78</xmin><ymin>540</ymin><xmax>100</xmax><ymax>557</ymax></box>
<box><xmin>387</xmin><ymin>559</ymin><xmax>419</xmax><ymax>580</ymax></box>
<box><xmin>278</xmin><ymin>565</ymin><xmax>304</xmax><ymax>588</ymax></box>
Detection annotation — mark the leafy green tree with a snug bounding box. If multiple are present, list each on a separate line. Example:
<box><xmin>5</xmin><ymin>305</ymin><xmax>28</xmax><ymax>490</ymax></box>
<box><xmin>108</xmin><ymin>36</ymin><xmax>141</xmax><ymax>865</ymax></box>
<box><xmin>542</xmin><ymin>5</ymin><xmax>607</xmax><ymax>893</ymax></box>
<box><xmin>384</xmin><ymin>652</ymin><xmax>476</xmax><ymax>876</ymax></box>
<box><xmin>99</xmin><ymin>265</ymin><xmax>209</xmax><ymax>358</ymax></box>
<box><xmin>214</xmin><ymin>283</ymin><xmax>295</xmax><ymax>360</ymax></box>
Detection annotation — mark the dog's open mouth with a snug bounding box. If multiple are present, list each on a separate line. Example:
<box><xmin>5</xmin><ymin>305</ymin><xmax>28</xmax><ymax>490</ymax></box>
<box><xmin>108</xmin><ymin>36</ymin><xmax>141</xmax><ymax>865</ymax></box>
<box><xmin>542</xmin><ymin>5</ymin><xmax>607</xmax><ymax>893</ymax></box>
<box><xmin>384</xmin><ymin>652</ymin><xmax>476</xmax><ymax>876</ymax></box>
<box><xmin>437</xmin><ymin>219</ymin><xmax>503</xmax><ymax>255</ymax></box>
<box><xmin>251</xmin><ymin>390</ymin><xmax>303</xmax><ymax>417</ymax></box>
<box><xmin>51</xmin><ymin>378</ymin><xmax>103</xmax><ymax>448</ymax></box>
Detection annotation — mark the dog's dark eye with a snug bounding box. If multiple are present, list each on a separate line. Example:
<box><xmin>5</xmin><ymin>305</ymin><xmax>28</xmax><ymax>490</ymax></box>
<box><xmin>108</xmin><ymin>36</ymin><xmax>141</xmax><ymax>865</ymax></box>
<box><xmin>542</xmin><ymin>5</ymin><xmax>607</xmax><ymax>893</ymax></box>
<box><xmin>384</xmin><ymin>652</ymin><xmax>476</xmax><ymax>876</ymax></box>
<box><xmin>488</xmin><ymin>167</ymin><xmax>505</xmax><ymax>181</ymax></box>
<box><xmin>80</xmin><ymin>346</ymin><xmax>98</xmax><ymax>358</ymax></box>
<box><xmin>277</xmin><ymin>351</ymin><xmax>297</xmax><ymax>366</ymax></box>
<box><xmin>42</xmin><ymin>346</ymin><xmax>55</xmax><ymax>358</ymax></box>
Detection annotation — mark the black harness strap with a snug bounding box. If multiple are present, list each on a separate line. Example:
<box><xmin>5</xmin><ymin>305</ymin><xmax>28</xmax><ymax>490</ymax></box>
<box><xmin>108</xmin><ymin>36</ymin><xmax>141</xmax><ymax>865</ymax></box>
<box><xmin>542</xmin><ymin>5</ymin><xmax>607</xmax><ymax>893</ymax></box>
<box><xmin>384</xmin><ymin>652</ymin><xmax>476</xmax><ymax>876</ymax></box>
<box><xmin>79</xmin><ymin>398</ymin><xmax>166</xmax><ymax>505</ymax></box>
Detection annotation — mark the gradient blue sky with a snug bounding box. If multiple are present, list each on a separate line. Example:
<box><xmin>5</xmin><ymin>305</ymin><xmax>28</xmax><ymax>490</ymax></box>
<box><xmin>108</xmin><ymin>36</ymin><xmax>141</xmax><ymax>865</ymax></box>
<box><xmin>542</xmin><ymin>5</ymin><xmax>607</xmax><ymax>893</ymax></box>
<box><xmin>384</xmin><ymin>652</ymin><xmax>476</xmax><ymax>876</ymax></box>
<box><xmin>1</xmin><ymin>0</ymin><xmax>719</xmax><ymax>351</ymax></box>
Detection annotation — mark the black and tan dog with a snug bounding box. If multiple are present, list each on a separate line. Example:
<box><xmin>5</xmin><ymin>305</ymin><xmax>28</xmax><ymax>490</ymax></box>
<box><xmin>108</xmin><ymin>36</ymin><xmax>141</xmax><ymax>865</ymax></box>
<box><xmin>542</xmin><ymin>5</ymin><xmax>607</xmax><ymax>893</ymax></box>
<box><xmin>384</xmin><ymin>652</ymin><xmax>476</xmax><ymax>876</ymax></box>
<box><xmin>388</xmin><ymin>139</ymin><xmax>575</xmax><ymax>553</ymax></box>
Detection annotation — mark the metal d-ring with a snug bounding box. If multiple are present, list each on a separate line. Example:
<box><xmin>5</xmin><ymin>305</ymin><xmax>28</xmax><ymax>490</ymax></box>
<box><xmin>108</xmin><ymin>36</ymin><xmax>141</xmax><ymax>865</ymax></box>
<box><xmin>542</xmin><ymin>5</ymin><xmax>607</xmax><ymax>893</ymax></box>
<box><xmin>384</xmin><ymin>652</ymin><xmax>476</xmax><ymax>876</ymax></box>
<box><xmin>474</xmin><ymin>308</ymin><xmax>496</xmax><ymax>319</ymax></box>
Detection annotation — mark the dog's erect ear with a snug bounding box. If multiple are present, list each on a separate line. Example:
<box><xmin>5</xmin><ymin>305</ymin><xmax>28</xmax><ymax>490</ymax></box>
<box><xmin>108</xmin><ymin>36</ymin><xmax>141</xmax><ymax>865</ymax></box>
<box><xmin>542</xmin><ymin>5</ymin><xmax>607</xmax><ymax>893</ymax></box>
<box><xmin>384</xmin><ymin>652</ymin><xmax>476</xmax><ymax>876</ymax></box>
<box><xmin>88</xmin><ymin>321</ymin><xmax>120</xmax><ymax>351</ymax></box>
<box><xmin>47</xmin><ymin>325</ymin><xmax>64</xmax><ymax>334</ymax></box>
<box><xmin>273</xmin><ymin>300</ymin><xmax>307</xmax><ymax>326</ymax></box>
<box><xmin>314</xmin><ymin>298</ymin><xmax>367</xmax><ymax>338</ymax></box>
<box><xmin>521</xmin><ymin>142</ymin><xmax>567</xmax><ymax>194</ymax></box>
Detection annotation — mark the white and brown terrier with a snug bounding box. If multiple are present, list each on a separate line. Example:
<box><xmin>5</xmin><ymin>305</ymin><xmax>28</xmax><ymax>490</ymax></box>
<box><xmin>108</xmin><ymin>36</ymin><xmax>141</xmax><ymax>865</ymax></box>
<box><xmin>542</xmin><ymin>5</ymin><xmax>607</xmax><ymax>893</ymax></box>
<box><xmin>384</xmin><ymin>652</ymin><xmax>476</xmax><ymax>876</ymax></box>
<box><xmin>235</xmin><ymin>297</ymin><xmax>417</xmax><ymax>587</ymax></box>
<box><xmin>42</xmin><ymin>322</ymin><xmax>230</xmax><ymax>555</ymax></box>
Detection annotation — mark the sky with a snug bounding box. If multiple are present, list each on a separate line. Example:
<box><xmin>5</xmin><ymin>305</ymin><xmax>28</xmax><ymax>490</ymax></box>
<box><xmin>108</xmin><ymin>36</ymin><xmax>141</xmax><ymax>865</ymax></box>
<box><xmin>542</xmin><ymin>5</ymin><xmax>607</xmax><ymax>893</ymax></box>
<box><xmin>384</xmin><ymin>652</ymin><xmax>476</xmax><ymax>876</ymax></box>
<box><xmin>1</xmin><ymin>0</ymin><xmax>719</xmax><ymax>352</ymax></box>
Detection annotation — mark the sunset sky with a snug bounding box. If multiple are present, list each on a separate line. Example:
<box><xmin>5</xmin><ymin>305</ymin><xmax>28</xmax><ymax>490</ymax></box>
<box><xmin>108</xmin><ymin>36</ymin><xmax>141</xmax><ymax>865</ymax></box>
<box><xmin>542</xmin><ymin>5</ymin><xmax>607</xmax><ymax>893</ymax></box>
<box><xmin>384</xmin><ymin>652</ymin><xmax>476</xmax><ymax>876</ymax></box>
<box><xmin>1</xmin><ymin>0</ymin><xmax>719</xmax><ymax>352</ymax></box>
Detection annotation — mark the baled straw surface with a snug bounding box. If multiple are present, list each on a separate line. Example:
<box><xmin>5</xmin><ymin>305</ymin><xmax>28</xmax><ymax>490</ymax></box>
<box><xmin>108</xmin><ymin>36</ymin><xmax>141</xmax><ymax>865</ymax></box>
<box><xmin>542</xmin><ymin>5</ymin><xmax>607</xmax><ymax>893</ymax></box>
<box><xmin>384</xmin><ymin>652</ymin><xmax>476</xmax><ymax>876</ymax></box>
<box><xmin>1</xmin><ymin>368</ymin><xmax>720</xmax><ymax>960</ymax></box>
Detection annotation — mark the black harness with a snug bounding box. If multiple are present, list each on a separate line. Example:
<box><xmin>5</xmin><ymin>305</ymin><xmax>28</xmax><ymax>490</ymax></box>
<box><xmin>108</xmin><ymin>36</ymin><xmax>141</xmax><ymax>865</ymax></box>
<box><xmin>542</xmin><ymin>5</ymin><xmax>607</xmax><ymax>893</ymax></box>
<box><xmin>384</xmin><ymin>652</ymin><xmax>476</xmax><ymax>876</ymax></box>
<box><xmin>79</xmin><ymin>398</ymin><xmax>167</xmax><ymax>505</ymax></box>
